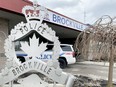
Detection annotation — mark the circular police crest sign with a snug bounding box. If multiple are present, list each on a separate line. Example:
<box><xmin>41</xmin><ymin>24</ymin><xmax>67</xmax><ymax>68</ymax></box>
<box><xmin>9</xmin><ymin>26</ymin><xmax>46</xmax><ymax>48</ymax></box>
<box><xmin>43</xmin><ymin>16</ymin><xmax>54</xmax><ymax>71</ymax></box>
<box><xmin>0</xmin><ymin>1</ymin><xmax>75</xmax><ymax>87</ymax></box>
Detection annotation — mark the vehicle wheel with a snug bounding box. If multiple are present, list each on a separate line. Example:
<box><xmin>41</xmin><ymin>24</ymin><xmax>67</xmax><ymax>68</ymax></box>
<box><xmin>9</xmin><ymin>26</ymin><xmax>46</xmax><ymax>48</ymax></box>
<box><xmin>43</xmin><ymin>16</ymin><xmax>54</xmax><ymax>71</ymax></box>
<box><xmin>59</xmin><ymin>59</ymin><xmax>67</xmax><ymax>69</ymax></box>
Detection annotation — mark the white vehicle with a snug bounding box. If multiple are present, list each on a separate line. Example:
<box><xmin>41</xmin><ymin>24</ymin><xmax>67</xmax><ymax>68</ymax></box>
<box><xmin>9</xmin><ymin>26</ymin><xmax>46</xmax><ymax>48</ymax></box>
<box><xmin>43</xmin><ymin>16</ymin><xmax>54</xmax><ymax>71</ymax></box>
<box><xmin>16</xmin><ymin>43</ymin><xmax>76</xmax><ymax>69</ymax></box>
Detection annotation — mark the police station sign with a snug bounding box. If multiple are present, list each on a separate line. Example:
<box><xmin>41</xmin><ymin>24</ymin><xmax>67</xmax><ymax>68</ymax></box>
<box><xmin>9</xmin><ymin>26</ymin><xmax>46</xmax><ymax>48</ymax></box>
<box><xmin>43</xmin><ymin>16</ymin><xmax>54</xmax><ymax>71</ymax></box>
<box><xmin>44</xmin><ymin>10</ymin><xmax>87</xmax><ymax>31</ymax></box>
<box><xmin>0</xmin><ymin>1</ymin><xmax>75</xmax><ymax>87</ymax></box>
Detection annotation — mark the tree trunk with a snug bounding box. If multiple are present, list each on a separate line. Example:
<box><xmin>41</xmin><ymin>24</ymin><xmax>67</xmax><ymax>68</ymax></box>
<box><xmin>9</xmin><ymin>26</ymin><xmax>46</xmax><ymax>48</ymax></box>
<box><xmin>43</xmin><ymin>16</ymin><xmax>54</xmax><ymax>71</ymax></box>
<box><xmin>107</xmin><ymin>44</ymin><xmax>114</xmax><ymax>87</ymax></box>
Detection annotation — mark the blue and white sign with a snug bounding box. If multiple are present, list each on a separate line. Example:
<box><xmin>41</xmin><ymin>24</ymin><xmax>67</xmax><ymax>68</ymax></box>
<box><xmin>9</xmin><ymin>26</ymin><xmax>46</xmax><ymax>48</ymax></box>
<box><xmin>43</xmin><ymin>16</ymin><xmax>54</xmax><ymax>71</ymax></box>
<box><xmin>44</xmin><ymin>10</ymin><xmax>87</xmax><ymax>31</ymax></box>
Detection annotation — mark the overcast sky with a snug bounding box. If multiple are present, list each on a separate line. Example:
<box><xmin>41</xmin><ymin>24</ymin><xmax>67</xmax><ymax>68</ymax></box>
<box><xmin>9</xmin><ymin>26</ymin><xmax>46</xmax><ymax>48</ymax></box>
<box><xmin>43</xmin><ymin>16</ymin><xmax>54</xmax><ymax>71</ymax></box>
<box><xmin>30</xmin><ymin>0</ymin><xmax>116</xmax><ymax>24</ymax></box>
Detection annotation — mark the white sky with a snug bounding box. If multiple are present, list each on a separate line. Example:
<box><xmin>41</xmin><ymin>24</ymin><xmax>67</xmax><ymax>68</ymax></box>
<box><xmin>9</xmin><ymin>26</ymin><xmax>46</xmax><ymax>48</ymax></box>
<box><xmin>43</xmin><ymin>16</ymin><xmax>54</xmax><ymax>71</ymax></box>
<box><xmin>29</xmin><ymin>0</ymin><xmax>116</xmax><ymax>24</ymax></box>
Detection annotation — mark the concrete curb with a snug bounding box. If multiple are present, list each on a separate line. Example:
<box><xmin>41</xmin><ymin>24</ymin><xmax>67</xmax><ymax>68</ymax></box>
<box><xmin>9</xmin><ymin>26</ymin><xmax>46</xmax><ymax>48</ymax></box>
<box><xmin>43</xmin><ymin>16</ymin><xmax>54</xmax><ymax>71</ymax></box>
<box><xmin>78</xmin><ymin>61</ymin><xmax>116</xmax><ymax>67</ymax></box>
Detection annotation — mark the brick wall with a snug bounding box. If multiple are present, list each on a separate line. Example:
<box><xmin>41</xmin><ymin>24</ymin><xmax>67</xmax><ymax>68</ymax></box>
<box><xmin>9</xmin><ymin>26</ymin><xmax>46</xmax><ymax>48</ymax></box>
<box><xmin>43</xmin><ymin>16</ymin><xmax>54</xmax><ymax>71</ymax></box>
<box><xmin>0</xmin><ymin>18</ymin><xmax>8</xmax><ymax>71</ymax></box>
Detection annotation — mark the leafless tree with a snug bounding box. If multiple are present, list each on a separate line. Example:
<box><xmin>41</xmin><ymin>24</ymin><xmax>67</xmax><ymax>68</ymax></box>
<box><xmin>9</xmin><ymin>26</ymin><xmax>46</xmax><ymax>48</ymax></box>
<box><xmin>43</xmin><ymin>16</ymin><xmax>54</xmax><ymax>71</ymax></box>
<box><xmin>74</xmin><ymin>15</ymin><xmax>116</xmax><ymax>87</ymax></box>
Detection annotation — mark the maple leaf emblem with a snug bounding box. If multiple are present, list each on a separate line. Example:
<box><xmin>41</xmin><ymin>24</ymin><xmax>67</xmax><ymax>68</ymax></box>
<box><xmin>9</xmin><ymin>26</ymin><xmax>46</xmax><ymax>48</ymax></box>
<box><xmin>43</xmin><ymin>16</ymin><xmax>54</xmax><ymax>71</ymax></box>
<box><xmin>20</xmin><ymin>34</ymin><xmax>47</xmax><ymax>58</ymax></box>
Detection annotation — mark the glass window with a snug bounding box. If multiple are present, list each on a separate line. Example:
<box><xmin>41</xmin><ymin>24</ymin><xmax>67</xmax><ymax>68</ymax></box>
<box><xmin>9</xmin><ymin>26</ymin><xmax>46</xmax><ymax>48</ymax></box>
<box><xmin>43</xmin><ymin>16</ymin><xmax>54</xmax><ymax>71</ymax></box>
<box><xmin>61</xmin><ymin>46</ymin><xmax>72</xmax><ymax>51</ymax></box>
<box><xmin>46</xmin><ymin>45</ymin><xmax>53</xmax><ymax>51</ymax></box>
<box><xmin>15</xmin><ymin>41</ymin><xmax>21</xmax><ymax>51</ymax></box>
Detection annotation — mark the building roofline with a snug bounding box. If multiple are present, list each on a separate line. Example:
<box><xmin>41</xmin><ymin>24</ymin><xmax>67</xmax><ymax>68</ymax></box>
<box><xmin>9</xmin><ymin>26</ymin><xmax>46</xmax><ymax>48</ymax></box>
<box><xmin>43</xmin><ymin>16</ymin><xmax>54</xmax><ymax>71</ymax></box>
<box><xmin>0</xmin><ymin>0</ymin><xmax>86</xmax><ymax>25</ymax></box>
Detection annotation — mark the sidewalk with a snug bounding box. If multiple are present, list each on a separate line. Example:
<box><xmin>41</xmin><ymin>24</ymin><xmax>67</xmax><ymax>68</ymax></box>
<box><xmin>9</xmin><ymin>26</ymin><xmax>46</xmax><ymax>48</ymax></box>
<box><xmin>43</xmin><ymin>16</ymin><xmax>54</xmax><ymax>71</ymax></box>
<box><xmin>2</xmin><ymin>84</ymin><xmax>65</xmax><ymax>87</ymax></box>
<box><xmin>78</xmin><ymin>61</ymin><xmax>116</xmax><ymax>67</ymax></box>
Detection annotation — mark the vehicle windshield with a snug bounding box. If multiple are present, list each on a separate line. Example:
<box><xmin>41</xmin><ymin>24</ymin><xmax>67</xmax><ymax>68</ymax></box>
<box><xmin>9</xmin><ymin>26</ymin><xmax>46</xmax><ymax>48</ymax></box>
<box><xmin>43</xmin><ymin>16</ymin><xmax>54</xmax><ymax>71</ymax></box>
<box><xmin>61</xmin><ymin>45</ymin><xmax>72</xmax><ymax>51</ymax></box>
<box><xmin>15</xmin><ymin>41</ymin><xmax>54</xmax><ymax>51</ymax></box>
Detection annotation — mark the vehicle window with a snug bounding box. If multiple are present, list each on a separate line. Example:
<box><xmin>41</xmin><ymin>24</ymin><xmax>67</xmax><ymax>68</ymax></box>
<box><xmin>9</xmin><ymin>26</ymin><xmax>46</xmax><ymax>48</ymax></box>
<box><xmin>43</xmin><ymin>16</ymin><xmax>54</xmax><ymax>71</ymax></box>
<box><xmin>15</xmin><ymin>41</ymin><xmax>29</xmax><ymax>51</ymax></box>
<box><xmin>61</xmin><ymin>46</ymin><xmax>72</xmax><ymax>51</ymax></box>
<box><xmin>46</xmin><ymin>45</ymin><xmax>53</xmax><ymax>51</ymax></box>
<box><xmin>15</xmin><ymin>41</ymin><xmax>21</xmax><ymax>51</ymax></box>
